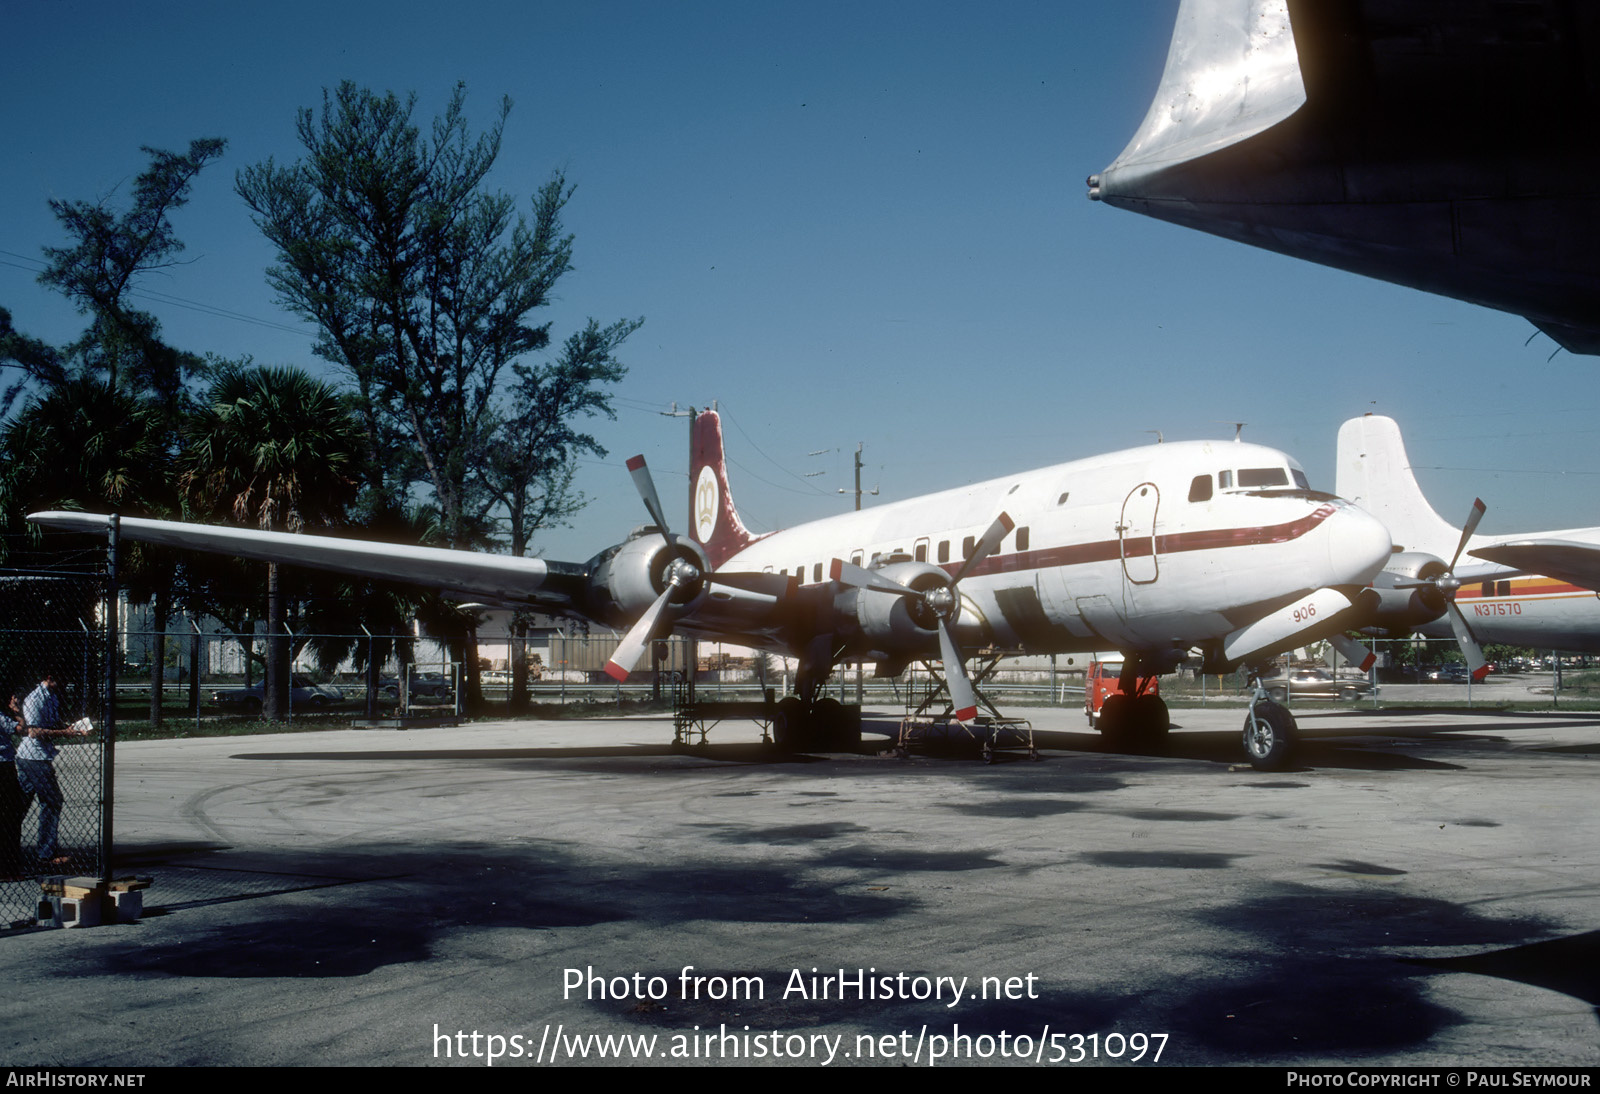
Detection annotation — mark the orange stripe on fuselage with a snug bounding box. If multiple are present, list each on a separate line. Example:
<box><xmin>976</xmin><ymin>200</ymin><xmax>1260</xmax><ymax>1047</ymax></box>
<box><xmin>1454</xmin><ymin>576</ymin><xmax>1591</xmax><ymax>599</ymax></box>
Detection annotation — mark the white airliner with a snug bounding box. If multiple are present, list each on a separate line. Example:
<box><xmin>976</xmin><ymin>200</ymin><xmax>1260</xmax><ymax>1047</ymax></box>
<box><xmin>1336</xmin><ymin>414</ymin><xmax>1600</xmax><ymax>665</ymax></box>
<box><xmin>30</xmin><ymin>410</ymin><xmax>1392</xmax><ymax>768</ymax></box>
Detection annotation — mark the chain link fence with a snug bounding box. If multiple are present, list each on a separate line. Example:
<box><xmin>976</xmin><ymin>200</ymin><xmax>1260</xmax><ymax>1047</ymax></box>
<box><xmin>0</xmin><ymin>570</ymin><xmax>108</xmax><ymax>928</ymax></box>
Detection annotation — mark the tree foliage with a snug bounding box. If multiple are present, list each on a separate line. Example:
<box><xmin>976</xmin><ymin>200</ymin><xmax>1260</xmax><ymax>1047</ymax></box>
<box><xmin>39</xmin><ymin>139</ymin><xmax>226</xmax><ymax>405</ymax></box>
<box><xmin>236</xmin><ymin>83</ymin><xmax>621</xmax><ymax>549</ymax></box>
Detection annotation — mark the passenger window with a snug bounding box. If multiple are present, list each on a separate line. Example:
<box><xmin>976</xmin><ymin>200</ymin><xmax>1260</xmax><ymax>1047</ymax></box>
<box><xmin>850</xmin><ymin>551</ymin><xmax>863</xmax><ymax>567</ymax></box>
<box><xmin>813</xmin><ymin>563</ymin><xmax>822</xmax><ymax>583</ymax></box>
<box><xmin>914</xmin><ymin>542</ymin><xmax>927</xmax><ymax>562</ymax></box>
<box><xmin>1188</xmin><ymin>474</ymin><xmax>1212</xmax><ymax>502</ymax></box>
<box><xmin>963</xmin><ymin>536</ymin><xmax>975</xmax><ymax>559</ymax></box>
<box><xmin>938</xmin><ymin>541</ymin><xmax>950</xmax><ymax>564</ymax></box>
<box><xmin>1016</xmin><ymin>526</ymin><xmax>1029</xmax><ymax>552</ymax></box>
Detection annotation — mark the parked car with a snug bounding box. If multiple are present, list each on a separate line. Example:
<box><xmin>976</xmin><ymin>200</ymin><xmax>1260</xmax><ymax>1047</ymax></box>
<box><xmin>1425</xmin><ymin>664</ymin><xmax>1470</xmax><ymax>683</ymax></box>
<box><xmin>212</xmin><ymin>674</ymin><xmax>344</xmax><ymax>713</ymax></box>
<box><xmin>1264</xmin><ymin>667</ymin><xmax>1372</xmax><ymax>702</ymax></box>
<box><xmin>378</xmin><ymin>671</ymin><xmax>453</xmax><ymax>701</ymax></box>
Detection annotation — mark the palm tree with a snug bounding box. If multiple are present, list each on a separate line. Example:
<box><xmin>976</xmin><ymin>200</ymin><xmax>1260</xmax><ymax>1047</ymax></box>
<box><xmin>180</xmin><ymin>364</ymin><xmax>364</xmax><ymax>720</ymax></box>
<box><xmin>0</xmin><ymin>375</ymin><xmax>178</xmax><ymax>722</ymax></box>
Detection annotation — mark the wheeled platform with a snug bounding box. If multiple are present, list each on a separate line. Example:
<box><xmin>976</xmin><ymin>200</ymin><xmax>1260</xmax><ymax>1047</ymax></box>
<box><xmin>895</xmin><ymin>714</ymin><xmax>1037</xmax><ymax>762</ymax></box>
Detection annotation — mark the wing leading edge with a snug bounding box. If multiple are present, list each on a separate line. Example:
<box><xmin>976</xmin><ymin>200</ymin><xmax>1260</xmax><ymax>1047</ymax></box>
<box><xmin>27</xmin><ymin>511</ymin><xmax>589</xmax><ymax>610</ymax></box>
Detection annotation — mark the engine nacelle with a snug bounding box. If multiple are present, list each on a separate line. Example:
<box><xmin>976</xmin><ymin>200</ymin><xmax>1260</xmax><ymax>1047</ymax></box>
<box><xmin>583</xmin><ymin>530</ymin><xmax>709</xmax><ymax>628</ymax></box>
<box><xmin>1365</xmin><ymin>551</ymin><xmax>1450</xmax><ymax>631</ymax></box>
<box><xmin>840</xmin><ymin>560</ymin><xmax>954</xmax><ymax>650</ymax></box>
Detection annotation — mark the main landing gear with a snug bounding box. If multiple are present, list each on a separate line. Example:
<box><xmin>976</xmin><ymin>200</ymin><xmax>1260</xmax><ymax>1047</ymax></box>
<box><xmin>1095</xmin><ymin>665</ymin><xmax>1169</xmax><ymax>754</ymax></box>
<box><xmin>772</xmin><ymin>694</ymin><xmax>861</xmax><ymax>753</ymax></box>
<box><xmin>1242</xmin><ymin>671</ymin><xmax>1298</xmax><ymax>771</ymax></box>
<box><xmin>1097</xmin><ymin>692</ymin><xmax>1169</xmax><ymax>752</ymax></box>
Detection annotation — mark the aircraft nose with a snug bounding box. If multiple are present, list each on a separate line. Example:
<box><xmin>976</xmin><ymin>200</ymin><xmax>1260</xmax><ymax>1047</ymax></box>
<box><xmin>1327</xmin><ymin>503</ymin><xmax>1392</xmax><ymax>585</ymax></box>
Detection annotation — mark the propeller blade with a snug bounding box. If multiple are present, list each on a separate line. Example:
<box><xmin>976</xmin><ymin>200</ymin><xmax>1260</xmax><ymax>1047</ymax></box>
<box><xmin>707</xmin><ymin>569</ymin><xmax>800</xmax><ymax>598</ymax></box>
<box><xmin>603</xmin><ymin>585</ymin><xmax>676</xmax><ymax>682</ymax></box>
<box><xmin>1447</xmin><ymin>498</ymin><xmax>1486</xmax><ymax>572</ymax></box>
<box><xmin>936</xmin><ymin>618</ymin><xmax>979</xmax><ymax>722</ymax></box>
<box><xmin>626</xmin><ymin>455</ymin><xmax>672</xmax><ymax>536</ymax></box>
<box><xmin>830</xmin><ymin>557</ymin><xmax>919</xmax><ymax>597</ymax></box>
<box><xmin>951</xmin><ymin>512</ymin><xmax>1015</xmax><ymax>586</ymax></box>
<box><xmin>1444</xmin><ymin>602</ymin><xmax>1491</xmax><ymax>682</ymax></box>
<box><xmin>1326</xmin><ymin>632</ymin><xmax>1376</xmax><ymax>673</ymax></box>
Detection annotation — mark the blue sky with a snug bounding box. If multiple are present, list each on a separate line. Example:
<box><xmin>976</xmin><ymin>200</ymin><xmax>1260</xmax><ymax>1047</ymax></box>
<box><xmin>5</xmin><ymin>1</ymin><xmax>1595</xmax><ymax>561</ymax></box>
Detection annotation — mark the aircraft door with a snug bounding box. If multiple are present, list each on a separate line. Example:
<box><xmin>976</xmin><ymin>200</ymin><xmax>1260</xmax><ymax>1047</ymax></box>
<box><xmin>1119</xmin><ymin>482</ymin><xmax>1160</xmax><ymax>584</ymax></box>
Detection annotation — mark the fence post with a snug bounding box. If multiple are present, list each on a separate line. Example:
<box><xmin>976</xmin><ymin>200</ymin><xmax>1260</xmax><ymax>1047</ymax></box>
<box><xmin>100</xmin><ymin>514</ymin><xmax>118</xmax><ymax>892</ymax></box>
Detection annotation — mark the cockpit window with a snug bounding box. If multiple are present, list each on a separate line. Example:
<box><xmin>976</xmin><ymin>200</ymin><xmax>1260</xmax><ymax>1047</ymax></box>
<box><xmin>1237</xmin><ymin>467</ymin><xmax>1289</xmax><ymax>488</ymax></box>
<box><xmin>1292</xmin><ymin>468</ymin><xmax>1309</xmax><ymax>489</ymax></box>
<box><xmin>1188</xmin><ymin>474</ymin><xmax>1212</xmax><ymax>503</ymax></box>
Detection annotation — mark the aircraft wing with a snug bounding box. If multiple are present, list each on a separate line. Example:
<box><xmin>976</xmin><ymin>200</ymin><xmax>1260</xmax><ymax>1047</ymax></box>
<box><xmin>27</xmin><ymin>511</ymin><xmax>589</xmax><ymax>610</ymax></box>
<box><xmin>1469</xmin><ymin>539</ymin><xmax>1600</xmax><ymax>593</ymax></box>
<box><xmin>1090</xmin><ymin>0</ymin><xmax>1600</xmax><ymax>354</ymax></box>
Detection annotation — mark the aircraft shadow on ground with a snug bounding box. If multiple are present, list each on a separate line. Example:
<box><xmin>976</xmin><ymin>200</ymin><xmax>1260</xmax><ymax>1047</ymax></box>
<box><xmin>91</xmin><ymin>838</ymin><xmax>1593</xmax><ymax>1060</ymax></box>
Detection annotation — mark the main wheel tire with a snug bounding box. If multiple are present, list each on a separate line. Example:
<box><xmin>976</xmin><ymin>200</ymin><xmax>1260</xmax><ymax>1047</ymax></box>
<box><xmin>1131</xmin><ymin>693</ymin><xmax>1169</xmax><ymax>752</ymax></box>
<box><xmin>814</xmin><ymin>697</ymin><xmax>845</xmax><ymax>751</ymax></box>
<box><xmin>1098</xmin><ymin>693</ymin><xmax>1133</xmax><ymax>750</ymax></box>
<box><xmin>773</xmin><ymin>697</ymin><xmax>806</xmax><ymax>752</ymax></box>
<box><xmin>1242</xmin><ymin>701</ymin><xmax>1297</xmax><ymax>771</ymax></box>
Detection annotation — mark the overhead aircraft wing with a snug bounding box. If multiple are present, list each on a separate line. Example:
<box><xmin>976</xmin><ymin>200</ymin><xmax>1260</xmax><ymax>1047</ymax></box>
<box><xmin>1469</xmin><ymin>539</ymin><xmax>1600</xmax><ymax>593</ymax></box>
<box><xmin>1090</xmin><ymin>0</ymin><xmax>1600</xmax><ymax>354</ymax></box>
<box><xmin>27</xmin><ymin>511</ymin><xmax>589</xmax><ymax>610</ymax></box>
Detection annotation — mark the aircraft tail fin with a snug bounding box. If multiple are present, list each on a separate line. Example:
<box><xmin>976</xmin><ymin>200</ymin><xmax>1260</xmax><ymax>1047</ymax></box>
<box><xmin>1334</xmin><ymin>414</ymin><xmax>1459</xmax><ymax>556</ymax></box>
<box><xmin>690</xmin><ymin>409</ymin><xmax>761</xmax><ymax>568</ymax></box>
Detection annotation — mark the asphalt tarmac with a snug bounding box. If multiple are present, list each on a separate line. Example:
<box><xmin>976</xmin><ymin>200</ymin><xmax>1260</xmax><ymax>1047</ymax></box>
<box><xmin>2</xmin><ymin>702</ymin><xmax>1598</xmax><ymax>1068</ymax></box>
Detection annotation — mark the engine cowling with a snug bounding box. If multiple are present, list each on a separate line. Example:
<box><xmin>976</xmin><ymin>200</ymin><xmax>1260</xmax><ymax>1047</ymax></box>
<box><xmin>583</xmin><ymin>529</ymin><xmax>710</xmax><ymax>628</ymax></box>
<box><xmin>1364</xmin><ymin>551</ymin><xmax>1450</xmax><ymax>631</ymax></box>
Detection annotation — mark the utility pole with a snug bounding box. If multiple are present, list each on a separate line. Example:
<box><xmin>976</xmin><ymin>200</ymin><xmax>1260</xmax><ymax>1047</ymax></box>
<box><xmin>838</xmin><ymin>443</ymin><xmax>878</xmax><ymax>511</ymax></box>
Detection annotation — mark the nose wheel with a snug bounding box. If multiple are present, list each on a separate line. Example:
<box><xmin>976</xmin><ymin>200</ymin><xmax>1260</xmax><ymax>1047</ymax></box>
<box><xmin>1242</xmin><ymin>673</ymin><xmax>1298</xmax><ymax>770</ymax></box>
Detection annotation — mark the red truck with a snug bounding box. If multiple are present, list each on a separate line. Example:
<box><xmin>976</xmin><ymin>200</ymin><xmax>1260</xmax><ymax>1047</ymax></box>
<box><xmin>1084</xmin><ymin>659</ymin><xmax>1158</xmax><ymax>725</ymax></box>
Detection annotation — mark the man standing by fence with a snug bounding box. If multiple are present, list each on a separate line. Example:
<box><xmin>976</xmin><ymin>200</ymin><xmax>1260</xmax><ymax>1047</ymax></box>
<box><xmin>17</xmin><ymin>672</ymin><xmax>88</xmax><ymax>867</ymax></box>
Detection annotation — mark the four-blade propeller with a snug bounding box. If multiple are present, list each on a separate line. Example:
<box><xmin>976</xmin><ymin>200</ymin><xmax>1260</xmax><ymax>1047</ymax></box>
<box><xmin>828</xmin><ymin>511</ymin><xmax>1014</xmax><ymax>722</ymax></box>
<box><xmin>603</xmin><ymin>456</ymin><xmax>795</xmax><ymax>682</ymax></box>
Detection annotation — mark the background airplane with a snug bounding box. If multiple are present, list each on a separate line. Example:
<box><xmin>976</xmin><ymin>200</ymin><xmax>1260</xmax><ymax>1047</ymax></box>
<box><xmin>1336</xmin><ymin>414</ymin><xmax>1600</xmax><ymax>664</ymax></box>
<box><xmin>32</xmin><ymin>410</ymin><xmax>1393</xmax><ymax>768</ymax></box>
<box><xmin>1089</xmin><ymin>0</ymin><xmax>1600</xmax><ymax>355</ymax></box>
